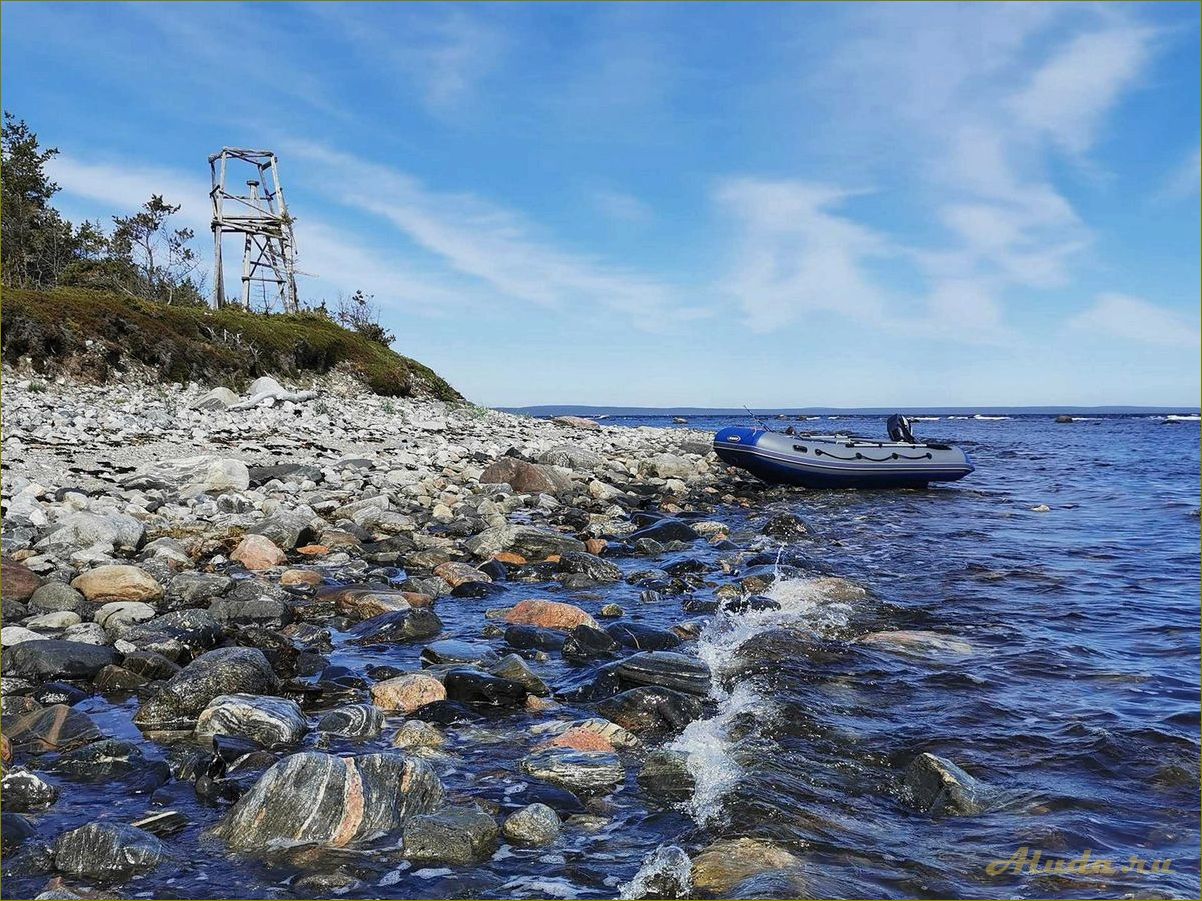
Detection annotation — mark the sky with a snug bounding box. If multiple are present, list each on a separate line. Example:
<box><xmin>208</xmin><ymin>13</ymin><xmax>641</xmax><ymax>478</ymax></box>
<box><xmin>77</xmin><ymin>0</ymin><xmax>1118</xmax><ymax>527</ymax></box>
<box><xmin>2</xmin><ymin>1</ymin><xmax>1199</xmax><ymax>407</ymax></box>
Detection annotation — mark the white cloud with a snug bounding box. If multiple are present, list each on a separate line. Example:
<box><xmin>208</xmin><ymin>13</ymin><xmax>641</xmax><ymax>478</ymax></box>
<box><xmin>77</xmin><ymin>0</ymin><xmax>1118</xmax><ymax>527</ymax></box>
<box><xmin>716</xmin><ymin>178</ymin><xmax>889</xmax><ymax>332</ymax></box>
<box><xmin>284</xmin><ymin>141</ymin><xmax>705</xmax><ymax>329</ymax></box>
<box><xmin>1009</xmin><ymin>27</ymin><xmax>1153</xmax><ymax>156</ymax></box>
<box><xmin>1069</xmin><ymin>293</ymin><xmax>1201</xmax><ymax>348</ymax></box>
<box><xmin>308</xmin><ymin>5</ymin><xmax>507</xmax><ymax>116</ymax></box>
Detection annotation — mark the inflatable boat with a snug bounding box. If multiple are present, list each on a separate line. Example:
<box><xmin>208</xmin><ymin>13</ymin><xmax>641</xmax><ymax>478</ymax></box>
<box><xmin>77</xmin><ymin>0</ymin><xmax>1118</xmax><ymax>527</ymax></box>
<box><xmin>713</xmin><ymin>425</ymin><xmax>974</xmax><ymax>489</ymax></box>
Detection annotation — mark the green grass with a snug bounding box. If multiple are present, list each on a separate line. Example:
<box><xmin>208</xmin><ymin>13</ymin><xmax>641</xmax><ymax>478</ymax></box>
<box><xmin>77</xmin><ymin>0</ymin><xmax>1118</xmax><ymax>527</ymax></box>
<box><xmin>1</xmin><ymin>286</ymin><xmax>463</xmax><ymax>401</ymax></box>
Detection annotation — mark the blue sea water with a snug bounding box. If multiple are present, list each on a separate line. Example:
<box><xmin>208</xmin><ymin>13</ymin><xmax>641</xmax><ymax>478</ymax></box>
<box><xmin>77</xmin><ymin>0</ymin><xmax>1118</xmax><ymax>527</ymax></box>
<box><xmin>4</xmin><ymin>412</ymin><xmax>1197</xmax><ymax>899</ymax></box>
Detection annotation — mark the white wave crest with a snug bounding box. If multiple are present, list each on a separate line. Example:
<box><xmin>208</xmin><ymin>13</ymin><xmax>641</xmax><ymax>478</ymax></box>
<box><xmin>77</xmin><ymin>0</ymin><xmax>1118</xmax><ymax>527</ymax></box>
<box><xmin>618</xmin><ymin>844</ymin><xmax>692</xmax><ymax>899</ymax></box>
<box><xmin>668</xmin><ymin>572</ymin><xmax>864</xmax><ymax>826</ymax></box>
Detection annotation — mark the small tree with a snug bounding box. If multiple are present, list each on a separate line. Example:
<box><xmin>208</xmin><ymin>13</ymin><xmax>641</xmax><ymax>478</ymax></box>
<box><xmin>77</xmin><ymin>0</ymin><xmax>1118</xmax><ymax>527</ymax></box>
<box><xmin>1</xmin><ymin>111</ymin><xmax>77</xmax><ymax>286</ymax></box>
<box><xmin>335</xmin><ymin>289</ymin><xmax>395</xmax><ymax>345</ymax></box>
<box><xmin>109</xmin><ymin>194</ymin><xmax>201</xmax><ymax>304</ymax></box>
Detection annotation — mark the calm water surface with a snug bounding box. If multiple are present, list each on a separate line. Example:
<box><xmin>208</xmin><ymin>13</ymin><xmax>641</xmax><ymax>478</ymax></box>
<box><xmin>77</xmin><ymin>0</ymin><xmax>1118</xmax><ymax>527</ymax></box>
<box><xmin>4</xmin><ymin>413</ymin><xmax>1198</xmax><ymax>899</ymax></box>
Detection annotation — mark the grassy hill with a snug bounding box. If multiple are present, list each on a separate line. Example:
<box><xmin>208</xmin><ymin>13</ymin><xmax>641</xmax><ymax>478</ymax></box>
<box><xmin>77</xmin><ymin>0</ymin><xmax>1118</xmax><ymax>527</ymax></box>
<box><xmin>1</xmin><ymin>287</ymin><xmax>462</xmax><ymax>401</ymax></box>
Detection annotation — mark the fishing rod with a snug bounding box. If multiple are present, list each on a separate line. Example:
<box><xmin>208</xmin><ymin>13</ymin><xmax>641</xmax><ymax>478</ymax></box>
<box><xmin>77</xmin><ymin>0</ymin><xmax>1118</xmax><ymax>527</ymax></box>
<box><xmin>744</xmin><ymin>405</ymin><xmax>775</xmax><ymax>432</ymax></box>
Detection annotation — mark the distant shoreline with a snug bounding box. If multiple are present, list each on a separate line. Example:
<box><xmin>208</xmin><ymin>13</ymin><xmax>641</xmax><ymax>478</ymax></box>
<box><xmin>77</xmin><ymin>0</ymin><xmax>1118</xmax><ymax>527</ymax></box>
<box><xmin>506</xmin><ymin>405</ymin><xmax>1202</xmax><ymax>417</ymax></box>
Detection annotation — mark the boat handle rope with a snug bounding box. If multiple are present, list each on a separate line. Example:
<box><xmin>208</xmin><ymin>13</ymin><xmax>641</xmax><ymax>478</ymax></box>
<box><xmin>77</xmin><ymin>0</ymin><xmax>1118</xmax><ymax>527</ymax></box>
<box><xmin>813</xmin><ymin>448</ymin><xmax>934</xmax><ymax>461</ymax></box>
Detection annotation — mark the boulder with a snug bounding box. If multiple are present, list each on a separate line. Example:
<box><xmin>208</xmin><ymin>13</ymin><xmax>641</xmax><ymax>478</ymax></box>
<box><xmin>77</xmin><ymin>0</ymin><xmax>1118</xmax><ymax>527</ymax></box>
<box><xmin>371</xmin><ymin>673</ymin><xmax>446</xmax><ymax>713</ymax></box>
<box><xmin>538</xmin><ymin>445</ymin><xmax>603</xmax><ymax>468</ymax></box>
<box><xmin>391</xmin><ymin>720</ymin><xmax>446</xmax><ymax>751</ymax></box>
<box><xmin>195</xmin><ymin>693</ymin><xmax>308</xmax><ymax>750</ymax></box>
<box><xmin>53</xmin><ymin>823</ymin><xmax>166</xmax><ymax>882</ymax></box>
<box><xmin>1</xmin><ymin>640</ymin><xmax>118</xmax><ymax>681</ymax></box>
<box><xmin>121</xmin><ymin>609</ymin><xmax>222</xmax><ymax>658</ymax></box>
<box><xmin>324</xmin><ymin>586</ymin><xmax>416</xmax><ymax>620</ymax></box>
<box><xmin>348</xmin><ymin>609</ymin><xmax>443</xmax><ymax>645</ymax></box>
<box><xmin>230</xmin><ymin>534</ymin><xmax>286</xmax><ymax>571</ymax></box>
<box><xmin>4</xmin><ymin>705</ymin><xmax>102</xmax><ymax>754</ymax></box>
<box><xmin>420</xmin><ymin>639</ymin><xmax>499</xmax><ymax>667</ymax></box>
<box><xmin>208</xmin><ymin>595</ymin><xmax>291</xmax><ymax>629</ymax></box>
<box><xmin>637</xmin><ymin>749</ymin><xmax>695</xmax><ymax>801</ymax></box>
<box><xmin>94</xmin><ymin>601</ymin><xmax>156</xmax><ymax>634</ymax></box>
<box><xmin>443</xmin><ymin>670</ymin><xmax>527</xmax><ymax>708</ymax></box>
<box><xmin>904</xmin><ymin>752</ymin><xmax>987</xmax><ymax>815</ymax></box>
<box><xmin>402</xmin><ymin>805</ymin><xmax>499</xmax><ymax>864</ymax></box>
<box><xmin>433</xmin><ymin>561</ymin><xmax>491</xmax><ymax>589</ymax></box>
<box><xmin>596</xmin><ymin>686</ymin><xmax>704</xmax><ymax>733</ymax></box>
<box><xmin>71</xmin><ymin>565</ymin><xmax>162</xmax><ymax>603</ymax></box>
<box><xmin>1</xmin><ymin>769</ymin><xmax>60</xmax><ymax>812</ymax></box>
<box><xmin>217</xmin><ymin>751</ymin><xmax>443</xmax><ymax>851</ymax></box>
<box><xmin>133</xmin><ymin>647</ymin><xmax>279</xmax><ymax>730</ymax></box>
<box><xmin>28</xmin><ymin>582</ymin><xmax>84</xmax><ymax>613</ymax></box>
<box><xmin>629</xmin><ymin>518</ymin><xmax>700</xmax><ymax>544</ymax></box>
<box><xmin>126</xmin><ymin>455</ymin><xmax>249</xmax><ymax>496</ymax></box>
<box><xmin>857</xmin><ymin>630</ymin><xmax>972</xmax><ymax>657</ymax></box>
<box><xmin>248</xmin><ymin>512</ymin><xmax>316</xmax><ymax>550</ymax></box>
<box><xmin>504</xmin><ymin>599</ymin><xmax>598</xmax><ymax>632</ymax></box>
<box><xmin>606</xmin><ymin>622</ymin><xmax>682</xmax><ymax>651</ymax></box>
<box><xmin>502</xmin><ymin>802</ymin><xmax>561</xmax><ymax>846</ymax></box>
<box><xmin>1</xmin><ymin>556</ymin><xmax>41</xmax><ymax>600</ymax></box>
<box><xmin>615</xmin><ymin>651</ymin><xmax>712</xmax><ymax>695</ymax></box>
<box><xmin>35</xmin><ymin>512</ymin><xmax>144</xmax><ymax>555</ymax></box>
<box><xmin>316</xmin><ymin>704</ymin><xmax>383</xmax><ymax>739</ymax></box>
<box><xmin>464</xmin><ymin>524</ymin><xmax>585</xmax><ymax>561</ymax></box>
<box><xmin>165</xmin><ymin>572</ymin><xmax>233</xmax><ymax>608</ymax></box>
<box><xmin>690</xmin><ymin>838</ymin><xmax>803</xmax><ymax>896</ymax></box>
<box><xmin>520</xmin><ymin>748</ymin><xmax>624</xmax><ymax>795</ymax></box>
<box><xmin>551</xmin><ymin>415</ymin><xmax>601</xmax><ymax>431</ymax></box>
<box><xmin>556</xmin><ymin>552</ymin><xmax>622</xmax><ymax>583</ymax></box>
<box><xmin>488</xmin><ymin>654</ymin><xmax>550</xmax><ymax>696</ymax></box>
<box><xmin>1</xmin><ymin>626</ymin><xmax>46</xmax><ymax>647</ymax></box>
<box><xmin>479</xmin><ymin>458</ymin><xmax>573</xmax><ymax>495</ymax></box>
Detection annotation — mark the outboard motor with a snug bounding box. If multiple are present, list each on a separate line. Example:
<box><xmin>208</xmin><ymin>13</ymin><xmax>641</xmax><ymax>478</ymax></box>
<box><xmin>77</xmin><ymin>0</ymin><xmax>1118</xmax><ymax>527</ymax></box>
<box><xmin>887</xmin><ymin>413</ymin><xmax>915</xmax><ymax>443</ymax></box>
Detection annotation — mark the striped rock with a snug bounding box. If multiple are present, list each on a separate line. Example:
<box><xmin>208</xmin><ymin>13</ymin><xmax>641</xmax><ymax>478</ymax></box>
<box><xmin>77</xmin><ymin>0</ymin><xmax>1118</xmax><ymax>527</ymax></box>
<box><xmin>133</xmin><ymin>647</ymin><xmax>279</xmax><ymax>730</ymax></box>
<box><xmin>519</xmin><ymin>747</ymin><xmax>624</xmax><ymax>795</ymax></box>
<box><xmin>4</xmin><ymin>704</ymin><xmax>102</xmax><ymax>754</ymax></box>
<box><xmin>53</xmin><ymin>823</ymin><xmax>166</xmax><ymax>882</ymax></box>
<box><xmin>316</xmin><ymin>704</ymin><xmax>384</xmax><ymax>739</ymax></box>
<box><xmin>560</xmin><ymin>717</ymin><xmax>641</xmax><ymax>749</ymax></box>
<box><xmin>195</xmin><ymin>693</ymin><xmax>308</xmax><ymax>749</ymax></box>
<box><xmin>218</xmin><ymin>751</ymin><xmax>443</xmax><ymax>851</ymax></box>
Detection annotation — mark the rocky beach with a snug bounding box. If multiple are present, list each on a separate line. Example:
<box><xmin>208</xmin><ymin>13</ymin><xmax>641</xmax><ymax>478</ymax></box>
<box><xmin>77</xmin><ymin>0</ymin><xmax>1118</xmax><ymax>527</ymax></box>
<box><xmin>2</xmin><ymin>368</ymin><xmax>1200</xmax><ymax>900</ymax></box>
<box><xmin>2</xmin><ymin>365</ymin><xmax>918</xmax><ymax>899</ymax></box>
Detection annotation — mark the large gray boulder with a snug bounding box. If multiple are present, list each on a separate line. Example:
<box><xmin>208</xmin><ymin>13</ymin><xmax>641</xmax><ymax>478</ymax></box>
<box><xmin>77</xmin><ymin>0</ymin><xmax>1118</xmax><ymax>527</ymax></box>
<box><xmin>464</xmin><ymin>524</ymin><xmax>585</xmax><ymax>561</ymax></box>
<box><xmin>53</xmin><ymin>823</ymin><xmax>166</xmax><ymax>882</ymax></box>
<box><xmin>217</xmin><ymin>751</ymin><xmax>443</xmax><ymax>852</ymax></box>
<box><xmin>133</xmin><ymin>647</ymin><xmax>279</xmax><ymax>730</ymax></box>
<box><xmin>195</xmin><ymin>693</ymin><xmax>308</xmax><ymax>749</ymax></box>
<box><xmin>35</xmin><ymin>511</ymin><xmax>144</xmax><ymax>554</ymax></box>
<box><xmin>1</xmin><ymin>640</ymin><xmax>117</xmax><ymax>681</ymax></box>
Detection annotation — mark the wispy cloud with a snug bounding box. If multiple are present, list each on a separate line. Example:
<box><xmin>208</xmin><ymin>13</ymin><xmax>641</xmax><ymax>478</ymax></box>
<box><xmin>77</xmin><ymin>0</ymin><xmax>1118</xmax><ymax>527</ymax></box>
<box><xmin>1069</xmin><ymin>293</ymin><xmax>1201</xmax><ymax>347</ymax></box>
<box><xmin>592</xmin><ymin>188</ymin><xmax>652</xmax><ymax>224</ymax></box>
<box><xmin>1162</xmin><ymin>145</ymin><xmax>1201</xmax><ymax>199</ymax></box>
<box><xmin>284</xmin><ymin>141</ymin><xmax>705</xmax><ymax>329</ymax></box>
<box><xmin>307</xmin><ymin>4</ymin><xmax>508</xmax><ymax>117</ymax></box>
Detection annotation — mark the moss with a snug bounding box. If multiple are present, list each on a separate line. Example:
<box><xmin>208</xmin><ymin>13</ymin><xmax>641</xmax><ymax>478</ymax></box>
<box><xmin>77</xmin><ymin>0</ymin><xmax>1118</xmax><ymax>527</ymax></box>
<box><xmin>0</xmin><ymin>286</ymin><xmax>463</xmax><ymax>401</ymax></box>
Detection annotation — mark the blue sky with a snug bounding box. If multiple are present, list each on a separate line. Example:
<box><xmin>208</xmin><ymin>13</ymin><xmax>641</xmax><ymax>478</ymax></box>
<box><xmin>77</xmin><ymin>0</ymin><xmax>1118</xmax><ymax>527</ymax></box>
<box><xmin>2</xmin><ymin>1</ymin><xmax>1198</xmax><ymax>407</ymax></box>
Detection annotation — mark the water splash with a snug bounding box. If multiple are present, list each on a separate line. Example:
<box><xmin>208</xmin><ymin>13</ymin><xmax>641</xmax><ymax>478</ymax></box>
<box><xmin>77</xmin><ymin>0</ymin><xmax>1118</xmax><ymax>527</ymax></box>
<box><xmin>669</xmin><ymin>571</ymin><xmax>864</xmax><ymax>825</ymax></box>
<box><xmin>618</xmin><ymin>844</ymin><xmax>692</xmax><ymax>899</ymax></box>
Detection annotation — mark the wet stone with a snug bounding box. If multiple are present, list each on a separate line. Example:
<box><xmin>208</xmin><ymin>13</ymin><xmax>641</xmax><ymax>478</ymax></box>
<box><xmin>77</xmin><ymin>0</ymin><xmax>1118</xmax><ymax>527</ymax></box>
<box><xmin>501</xmin><ymin>803</ymin><xmax>561</xmax><ymax>847</ymax></box>
<box><xmin>1</xmin><ymin>769</ymin><xmax>60</xmax><ymax>812</ymax></box>
<box><xmin>195</xmin><ymin>693</ymin><xmax>309</xmax><ymax>750</ymax></box>
<box><xmin>403</xmin><ymin>805</ymin><xmax>500</xmax><ymax>864</ymax></box>
<box><xmin>520</xmin><ymin>747</ymin><xmax>625</xmax><ymax>795</ymax></box>
<box><xmin>488</xmin><ymin>653</ymin><xmax>550</xmax><ymax>696</ymax></box>
<box><xmin>316</xmin><ymin>704</ymin><xmax>383</xmax><ymax>739</ymax></box>
<box><xmin>1</xmin><ymin>641</ymin><xmax>118</xmax><ymax>682</ymax></box>
<box><xmin>421</xmin><ymin>639</ymin><xmax>499</xmax><ymax>667</ymax></box>
<box><xmin>614</xmin><ymin>651</ymin><xmax>712</xmax><ymax>695</ymax></box>
<box><xmin>443</xmin><ymin>669</ymin><xmax>528</xmax><ymax>708</ymax></box>
<box><xmin>503</xmin><ymin>625</ymin><xmax>565</xmax><ymax>652</ymax></box>
<box><xmin>53</xmin><ymin>823</ymin><xmax>166</xmax><ymax>883</ymax></box>
<box><xmin>904</xmin><ymin>752</ymin><xmax>987</xmax><ymax>815</ymax></box>
<box><xmin>606</xmin><ymin>622</ymin><xmax>682</xmax><ymax>651</ymax></box>
<box><xmin>217</xmin><ymin>751</ymin><xmax>444</xmax><ymax>852</ymax></box>
<box><xmin>347</xmin><ymin>608</ymin><xmax>443</xmax><ymax>645</ymax></box>
<box><xmin>4</xmin><ymin>705</ymin><xmax>102</xmax><ymax>754</ymax></box>
<box><xmin>596</xmin><ymin>686</ymin><xmax>705</xmax><ymax>734</ymax></box>
<box><xmin>30</xmin><ymin>682</ymin><xmax>88</xmax><ymax>707</ymax></box>
<box><xmin>133</xmin><ymin>647</ymin><xmax>279</xmax><ymax>730</ymax></box>
<box><xmin>562</xmin><ymin>625</ymin><xmax>621</xmax><ymax>662</ymax></box>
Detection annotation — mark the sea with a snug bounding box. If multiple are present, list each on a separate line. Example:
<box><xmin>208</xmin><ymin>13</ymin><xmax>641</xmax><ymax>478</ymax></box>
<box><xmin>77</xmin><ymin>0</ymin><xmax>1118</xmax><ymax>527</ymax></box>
<box><xmin>6</xmin><ymin>410</ymin><xmax>1199</xmax><ymax>900</ymax></box>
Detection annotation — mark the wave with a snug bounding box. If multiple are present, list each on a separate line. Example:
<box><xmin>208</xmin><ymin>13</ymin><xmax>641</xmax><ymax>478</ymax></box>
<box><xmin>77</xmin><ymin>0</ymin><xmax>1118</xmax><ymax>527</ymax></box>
<box><xmin>973</xmin><ymin>414</ymin><xmax>1011</xmax><ymax>420</ymax></box>
<box><xmin>1164</xmin><ymin>414</ymin><xmax>1201</xmax><ymax>422</ymax></box>
<box><xmin>911</xmin><ymin>416</ymin><xmax>941</xmax><ymax>421</ymax></box>
<box><xmin>668</xmin><ymin>571</ymin><xmax>864</xmax><ymax>827</ymax></box>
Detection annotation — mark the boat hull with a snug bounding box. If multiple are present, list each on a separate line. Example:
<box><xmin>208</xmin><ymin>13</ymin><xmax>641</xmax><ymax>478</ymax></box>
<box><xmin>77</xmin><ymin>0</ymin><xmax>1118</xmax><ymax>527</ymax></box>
<box><xmin>713</xmin><ymin>427</ymin><xmax>973</xmax><ymax>489</ymax></box>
